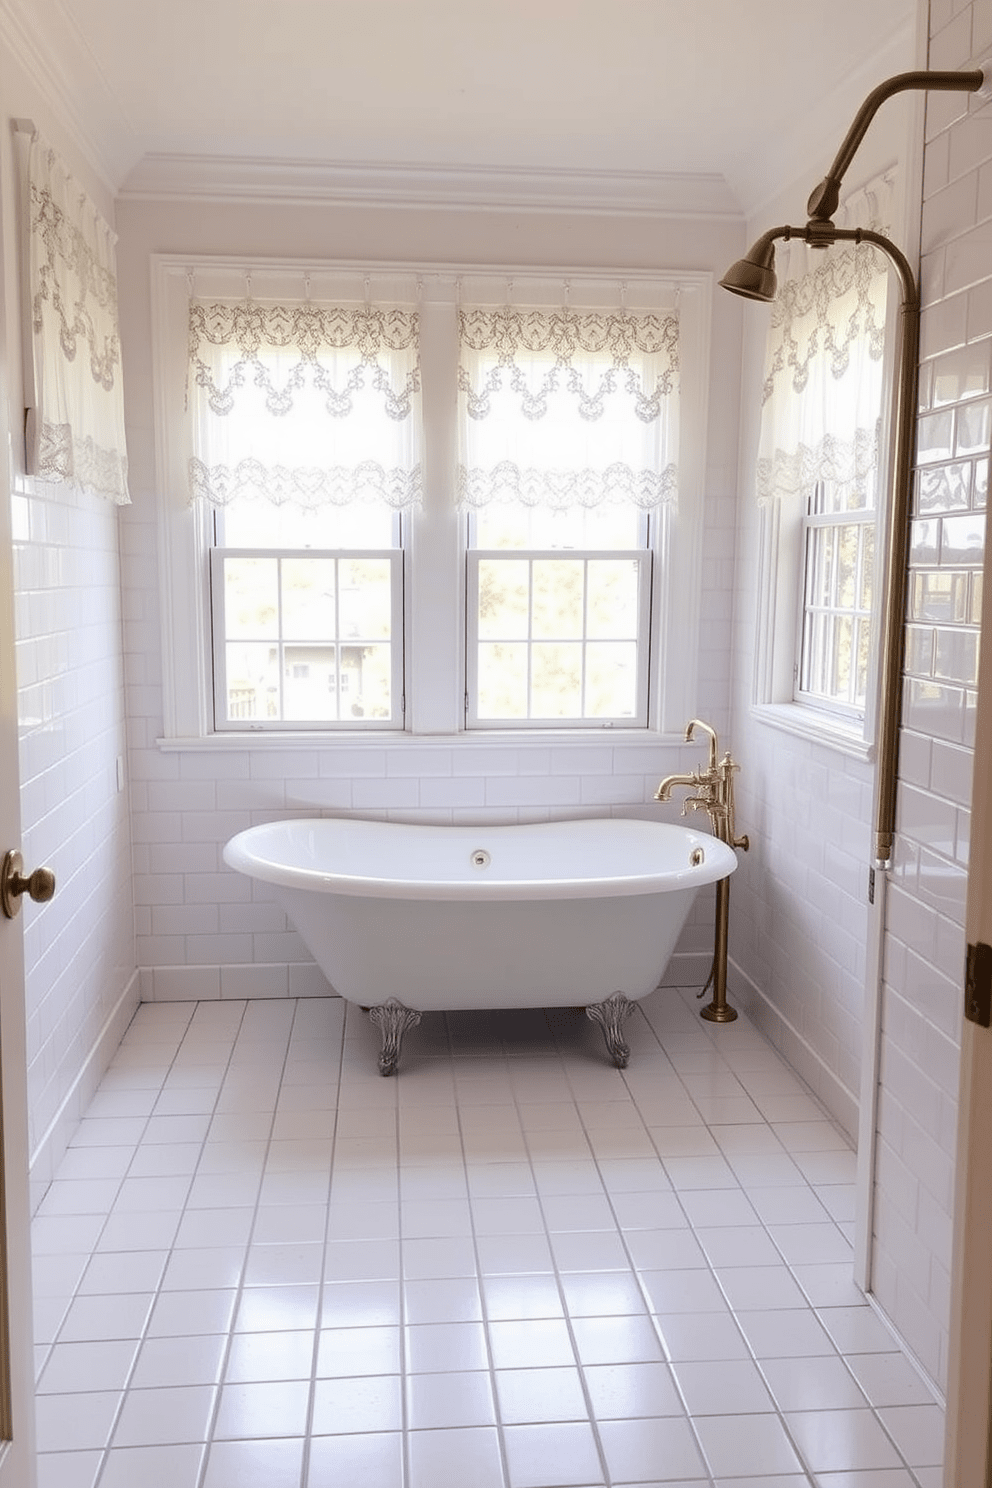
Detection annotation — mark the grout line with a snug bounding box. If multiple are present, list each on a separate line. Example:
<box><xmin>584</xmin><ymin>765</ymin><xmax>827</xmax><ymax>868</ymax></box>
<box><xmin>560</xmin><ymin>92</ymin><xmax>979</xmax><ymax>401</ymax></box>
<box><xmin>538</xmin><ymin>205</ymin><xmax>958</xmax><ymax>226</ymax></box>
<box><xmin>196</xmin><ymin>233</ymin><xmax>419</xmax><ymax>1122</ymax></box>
<box><xmin>86</xmin><ymin>998</ymin><xmax>233</xmax><ymax>1487</ymax></box>
<box><xmin>32</xmin><ymin>993</ymin><xmax>946</xmax><ymax>1488</ymax></box>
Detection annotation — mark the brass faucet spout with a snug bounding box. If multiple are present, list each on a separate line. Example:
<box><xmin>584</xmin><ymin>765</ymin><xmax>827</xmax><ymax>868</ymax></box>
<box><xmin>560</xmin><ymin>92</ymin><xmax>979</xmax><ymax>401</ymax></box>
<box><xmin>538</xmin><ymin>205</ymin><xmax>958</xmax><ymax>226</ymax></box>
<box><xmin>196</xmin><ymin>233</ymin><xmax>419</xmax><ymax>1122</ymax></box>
<box><xmin>685</xmin><ymin>719</ymin><xmax>718</xmax><ymax>771</ymax></box>
<box><xmin>654</xmin><ymin>772</ymin><xmax>700</xmax><ymax>803</ymax></box>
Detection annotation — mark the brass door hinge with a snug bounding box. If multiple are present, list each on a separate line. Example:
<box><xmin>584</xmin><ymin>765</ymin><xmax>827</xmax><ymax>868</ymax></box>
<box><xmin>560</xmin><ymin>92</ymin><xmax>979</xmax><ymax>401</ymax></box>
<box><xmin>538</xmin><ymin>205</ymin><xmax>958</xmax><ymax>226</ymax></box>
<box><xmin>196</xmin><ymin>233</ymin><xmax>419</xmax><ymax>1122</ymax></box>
<box><xmin>965</xmin><ymin>942</ymin><xmax>992</xmax><ymax>1028</ymax></box>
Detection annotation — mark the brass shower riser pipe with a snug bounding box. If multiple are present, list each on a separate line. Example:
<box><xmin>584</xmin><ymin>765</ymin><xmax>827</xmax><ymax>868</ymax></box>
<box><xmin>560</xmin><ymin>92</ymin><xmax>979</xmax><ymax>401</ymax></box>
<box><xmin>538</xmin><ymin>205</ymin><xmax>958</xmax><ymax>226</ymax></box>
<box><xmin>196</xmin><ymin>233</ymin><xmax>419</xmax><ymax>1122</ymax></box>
<box><xmin>744</xmin><ymin>223</ymin><xmax>919</xmax><ymax>869</ymax></box>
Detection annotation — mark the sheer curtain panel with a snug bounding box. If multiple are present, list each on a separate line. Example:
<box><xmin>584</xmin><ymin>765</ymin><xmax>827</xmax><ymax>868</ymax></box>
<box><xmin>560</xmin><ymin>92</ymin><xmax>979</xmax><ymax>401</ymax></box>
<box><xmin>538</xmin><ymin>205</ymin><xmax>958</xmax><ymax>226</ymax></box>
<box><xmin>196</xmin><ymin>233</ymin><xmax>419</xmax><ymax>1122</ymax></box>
<box><xmin>187</xmin><ymin>296</ymin><xmax>422</xmax><ymax>512</ymax></box>
<box><xmin>755</xmin><ymin>171</ymin><xmax>894</xmax><ymax>508</ymax></box>
<box><xmin>26</xmin><ymin>133</ymin><xmax>130</xmax><ymax>503</ymax></box>
<box><xmin>457</xmin><ymin>301</ymin><xmax>679</xmax><ymax>513</ymax></box>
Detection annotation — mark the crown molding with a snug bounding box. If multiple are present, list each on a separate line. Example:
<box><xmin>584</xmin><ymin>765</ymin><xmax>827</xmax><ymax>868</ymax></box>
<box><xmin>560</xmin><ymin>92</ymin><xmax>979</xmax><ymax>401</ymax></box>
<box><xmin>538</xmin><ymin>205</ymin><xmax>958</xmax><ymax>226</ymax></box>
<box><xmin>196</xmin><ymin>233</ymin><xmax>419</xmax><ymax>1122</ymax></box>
<box><xmin>118</xmin><ymin>153</ymin><xmax>743</xmax><ymax>219</ymax></box>
<box><xmin>0</xmin><ymin>0</ymin><xmax>126</xmax><ymax>197</ymax></box>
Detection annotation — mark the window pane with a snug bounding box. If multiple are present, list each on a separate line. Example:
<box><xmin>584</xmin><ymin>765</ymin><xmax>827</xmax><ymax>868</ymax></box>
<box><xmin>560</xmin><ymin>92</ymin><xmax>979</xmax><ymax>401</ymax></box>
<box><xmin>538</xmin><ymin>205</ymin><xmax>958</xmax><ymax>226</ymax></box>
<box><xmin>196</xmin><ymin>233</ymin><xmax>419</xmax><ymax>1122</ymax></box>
<box><xmin>281</xmin><ymin>559</ymin><xmax>336</xmax><ymax>640</ymax></box>
<box><xmin>474</xmin><ymin>504</ymin><xmax>642</xmax><ymax>550</ymax></box>
<box><xmin>586</xmin><ymin>560</ymin><xmax>639</xmax><ymax>638</ymax></box>
<box><xmin>224</xmin><ymin>558</ymin><xmax>278</xmax><ymax>639</ymax></box>
<box><xmin>808</xmin><ymin>529</ymin><xmax>834</xmax><ymax>609</ymax></box>
<box><xmin>224</xmin><ymin>642</ymin><xmax>279</xmax><ymax>720</ymax></box>
<box><xmin>477</xmin><ymin>642</ymin><xmax>528</xmax><ymax>717</ymax></box>
<box><xmin>221</xmin><ymin>499</ymin><xmax>396</xmax><ymax>549</ymax></box>
<box><xmin>478</xmin><ymin>559</ymin><xmax>530</xmax><ymax>639</ymax></box>
<box><xmin>586</xmin><ymin>641</ymin><xmax>638</xmax><ymax>716</ymax></box>
<box><xmin>342</xmin><ymin>643</ymin><xmax>391</xmax><ymax>720</ymax></box>
<box><xmin>531</xmin><ymin>642</ymin><xmax>582</xmax><ymax>717</ymax></box>
<box><xmin>829</xmin><ymin>616</ymin><xmax>854</xmax><ymax>699</ymax></box>
<box><xmin>532</xmin><ymin>560</ymin><xmax>584</xmax><ymax>640</ymax></box>
<box><xmin>856</xmin><ymin>618</ymin><xmax>871</xmax><ymax>701</ymax></box>
<box><xmin>283</xmin><ymin>644</ymin><xmax>338</xmax><ymax>722</ymax></box>
<box><xmin>338</xmin><ymin>559</ymin><xmax>392</xmax><ymax>639</ymax></box>
<box><xmin>836</xmin><ymin>525</ymin><xmax>858</xmax><ymax>608</ymax></box>
<box><xmin>860</xmin><ymin>527</ymin><xmax>874</xmax><ymax>611</ymax></box>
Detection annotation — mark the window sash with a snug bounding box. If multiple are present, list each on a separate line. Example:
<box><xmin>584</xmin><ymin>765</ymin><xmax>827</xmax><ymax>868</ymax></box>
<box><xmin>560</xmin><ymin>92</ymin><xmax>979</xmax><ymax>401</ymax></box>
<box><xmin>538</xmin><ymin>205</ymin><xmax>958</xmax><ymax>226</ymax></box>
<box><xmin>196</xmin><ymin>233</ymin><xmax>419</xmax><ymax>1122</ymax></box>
<box><xmin>795</xmin><ymin>506</ymin><xmax>874</xmax><ymax>718</ymax></box>
<box><xmin>465</xmin><ymin>548</ymin><xmax>652</xmax><ymax>728</ymax></box>
<box><xmin>152</xmin><ymin>257</ymin><xmax>712</xmax><ymax>744</ymax></box>
<box><xmin>209</xmin><ymin>547</ymin><xmax>404</xmax><ymax>731</ymax></box>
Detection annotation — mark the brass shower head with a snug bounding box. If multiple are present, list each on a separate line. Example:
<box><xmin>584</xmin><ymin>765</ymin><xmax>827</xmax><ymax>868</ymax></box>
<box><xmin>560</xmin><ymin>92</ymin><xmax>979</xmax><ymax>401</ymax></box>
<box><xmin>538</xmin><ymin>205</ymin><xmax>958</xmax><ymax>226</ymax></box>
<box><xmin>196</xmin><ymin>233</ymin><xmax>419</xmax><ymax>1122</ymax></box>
<box><xmin>718</xmin><ymin>230</ymin><xmax>780</xmax><ymax>303</ymax></box>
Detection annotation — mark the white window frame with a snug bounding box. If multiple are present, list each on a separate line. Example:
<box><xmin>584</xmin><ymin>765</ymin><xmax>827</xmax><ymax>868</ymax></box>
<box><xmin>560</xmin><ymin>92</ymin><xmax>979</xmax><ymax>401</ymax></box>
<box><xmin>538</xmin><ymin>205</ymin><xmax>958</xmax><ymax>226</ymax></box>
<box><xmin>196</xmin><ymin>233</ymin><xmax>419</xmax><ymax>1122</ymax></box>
<box><xmin>751</xmin><ymin>499</ymin><xmax>880</xmax><ymax>761</ymax></box>
<box><xmin>465</xmin><ymin>539</ymin><xmax>654</xmax><ymax>729</ymax></box>
<box><xmin>209</xmin><ymin>546</ymin><xmax>404</xmax><ymax>732</ymax></box>
<box><xmin>750</xmin><ymin>309</ymin><xmax>900</xmax><ymax>764</ymax></box>
<box><xmin>151</xmin><ymin>256</ymin><xmax>712</xmax><ymax>747</ymax></box>
<box><xmin>793</xmin><ymin>483</ymin><xmax>875</xmax><ymax>722</ymax></box>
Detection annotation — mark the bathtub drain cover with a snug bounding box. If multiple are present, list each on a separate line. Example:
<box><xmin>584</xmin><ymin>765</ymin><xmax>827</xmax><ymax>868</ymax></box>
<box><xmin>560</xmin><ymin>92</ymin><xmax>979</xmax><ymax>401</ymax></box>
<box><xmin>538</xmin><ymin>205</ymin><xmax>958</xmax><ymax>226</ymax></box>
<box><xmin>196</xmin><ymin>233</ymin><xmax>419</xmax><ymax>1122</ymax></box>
<box><xmin>470</xmin><ymin>849</ymin><xmax>491</xmax><ymax>869</ymax></box>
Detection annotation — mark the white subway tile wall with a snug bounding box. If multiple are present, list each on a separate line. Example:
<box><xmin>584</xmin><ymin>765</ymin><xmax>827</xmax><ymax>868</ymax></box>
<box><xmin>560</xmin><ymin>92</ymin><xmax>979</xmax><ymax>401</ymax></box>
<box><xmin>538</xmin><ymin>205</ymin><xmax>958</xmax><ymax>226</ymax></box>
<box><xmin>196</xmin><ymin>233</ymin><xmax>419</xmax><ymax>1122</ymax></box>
<box><xmin>870</xmin><ymin>0</ymin><xmax>990</xmax><ymax>1391</ymax></box>
<box><xmin>119</xmin><ymin>464</ymin><xmax>738</xmax><ymax>1006</ymax></box>
<box><xmin>726</xmin><ymin>692</ymin><xmax>875</xmax><ymax>1140</ymax></box>
<box><xmin>13</xmin><ymin>479</ymin><xmax>138</xmax><ymax>1209</ymax></box>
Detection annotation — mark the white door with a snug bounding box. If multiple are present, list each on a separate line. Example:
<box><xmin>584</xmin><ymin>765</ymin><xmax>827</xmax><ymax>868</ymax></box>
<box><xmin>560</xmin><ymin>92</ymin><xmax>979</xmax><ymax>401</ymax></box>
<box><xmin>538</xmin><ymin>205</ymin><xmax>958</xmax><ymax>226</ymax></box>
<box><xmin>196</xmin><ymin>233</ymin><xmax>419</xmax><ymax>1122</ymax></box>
<box><xmin>943</xmin><ymin>531</ymin><xmax>992</xmax><ymax>1484</ymax></box>
<box><xmin>0</xmin><ymin>134</ymin><xmax>38</xmax><ymax>1488</ymax></box>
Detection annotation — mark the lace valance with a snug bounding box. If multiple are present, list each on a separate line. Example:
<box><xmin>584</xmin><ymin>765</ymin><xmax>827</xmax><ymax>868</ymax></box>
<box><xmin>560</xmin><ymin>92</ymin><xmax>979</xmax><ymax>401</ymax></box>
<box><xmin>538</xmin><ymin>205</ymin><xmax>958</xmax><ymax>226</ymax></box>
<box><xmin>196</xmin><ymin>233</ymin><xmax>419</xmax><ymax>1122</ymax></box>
<box><xmin>457</xmin><ymin>303</ymin><xmax>679</xmax><ymax>512</ymax></box>
<box><xmin>188</xmin><ymin>298</ymin><xmax>422</xmax><ymax>511</ymax></box>
<box><xmin>756</xmin><ymin>170</ymin><xmax>893</xmax><ymax>507</ymax></box>
<box><xmin>26</xmin><ymin>133</ymin><xmax>130</xmax><ymax>504</ymax></box>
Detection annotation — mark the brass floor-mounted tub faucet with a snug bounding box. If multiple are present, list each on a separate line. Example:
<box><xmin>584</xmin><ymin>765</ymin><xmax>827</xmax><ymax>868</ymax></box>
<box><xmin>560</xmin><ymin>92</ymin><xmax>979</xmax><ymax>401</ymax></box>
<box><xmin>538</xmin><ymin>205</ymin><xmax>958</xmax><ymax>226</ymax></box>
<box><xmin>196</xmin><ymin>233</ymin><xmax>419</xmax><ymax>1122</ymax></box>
<box><xmin>656</xmin><ymin>720</ymin><xmax>748</xmax><ymax>1022</ymax></box>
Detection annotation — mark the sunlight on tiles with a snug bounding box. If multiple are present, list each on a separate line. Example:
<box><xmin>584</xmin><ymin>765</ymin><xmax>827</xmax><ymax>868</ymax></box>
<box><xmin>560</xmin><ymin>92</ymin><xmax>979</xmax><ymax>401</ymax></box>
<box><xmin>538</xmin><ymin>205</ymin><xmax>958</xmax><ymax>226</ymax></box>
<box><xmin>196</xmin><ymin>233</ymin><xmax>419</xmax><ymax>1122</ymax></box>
<box><xmin>32</xmin><ymin>990</ymin><xmax>942</xmax><ymax>1488</ymax></box>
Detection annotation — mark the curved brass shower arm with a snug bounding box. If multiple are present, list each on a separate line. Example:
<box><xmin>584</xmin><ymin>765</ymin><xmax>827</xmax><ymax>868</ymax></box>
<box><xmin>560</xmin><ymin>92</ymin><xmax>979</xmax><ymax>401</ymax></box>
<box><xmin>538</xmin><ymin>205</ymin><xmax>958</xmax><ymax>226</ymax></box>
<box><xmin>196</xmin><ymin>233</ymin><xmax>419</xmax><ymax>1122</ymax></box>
<box><xmin>807</xmin><ymin>67</ymin><xmax>987</xmax><ymax>224</ymax></box>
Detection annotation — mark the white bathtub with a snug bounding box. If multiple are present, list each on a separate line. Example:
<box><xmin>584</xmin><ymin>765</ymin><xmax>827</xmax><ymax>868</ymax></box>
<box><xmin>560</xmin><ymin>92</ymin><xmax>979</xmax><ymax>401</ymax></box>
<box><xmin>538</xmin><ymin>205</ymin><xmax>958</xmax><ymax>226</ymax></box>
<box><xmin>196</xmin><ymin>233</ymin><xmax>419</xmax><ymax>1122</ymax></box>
<box><xmin>223</xmin><ymin>817</ymin><xmax>737</xmax><ymax>1071</ymax></box>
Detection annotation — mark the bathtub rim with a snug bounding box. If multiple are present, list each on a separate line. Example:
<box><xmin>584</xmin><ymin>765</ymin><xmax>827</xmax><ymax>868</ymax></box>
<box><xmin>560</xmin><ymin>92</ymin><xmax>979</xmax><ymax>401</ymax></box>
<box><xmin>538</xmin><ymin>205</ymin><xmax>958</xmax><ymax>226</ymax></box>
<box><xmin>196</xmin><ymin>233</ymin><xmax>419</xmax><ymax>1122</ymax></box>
<box><xmin>223</xmin><ymin>816</ymin><xmax>738</xmax><ymax>902</ymax></box>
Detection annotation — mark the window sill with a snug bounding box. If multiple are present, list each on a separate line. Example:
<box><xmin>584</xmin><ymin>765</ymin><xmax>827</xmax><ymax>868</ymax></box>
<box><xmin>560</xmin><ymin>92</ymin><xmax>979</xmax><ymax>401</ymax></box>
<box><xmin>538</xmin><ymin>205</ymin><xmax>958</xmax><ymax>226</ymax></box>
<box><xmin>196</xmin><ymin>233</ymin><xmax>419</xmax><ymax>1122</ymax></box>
<box><xmin>750</xmin><ymin>702</ymin><xmax>876</xmax><ymax>763</ymax></box>
<box><xmin>156</xmin><ymin>727</ymin><xmax>690</xmax><ymax>754</ymax></box>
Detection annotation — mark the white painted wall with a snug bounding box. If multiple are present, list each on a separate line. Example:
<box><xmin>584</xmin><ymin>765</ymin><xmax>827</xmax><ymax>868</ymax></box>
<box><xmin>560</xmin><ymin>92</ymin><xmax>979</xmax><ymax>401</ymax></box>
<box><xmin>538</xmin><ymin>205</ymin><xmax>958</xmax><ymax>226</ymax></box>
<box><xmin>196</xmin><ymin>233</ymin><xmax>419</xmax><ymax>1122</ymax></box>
<box><xmin>113</xmin><ymin>196</ymin><xmax>746</xmax><ymax>1002</ymax></box>
<box><xmin>0</xmin><ymin>40</ymin><xmax>139</xmax><ymax>1209</ymax></box>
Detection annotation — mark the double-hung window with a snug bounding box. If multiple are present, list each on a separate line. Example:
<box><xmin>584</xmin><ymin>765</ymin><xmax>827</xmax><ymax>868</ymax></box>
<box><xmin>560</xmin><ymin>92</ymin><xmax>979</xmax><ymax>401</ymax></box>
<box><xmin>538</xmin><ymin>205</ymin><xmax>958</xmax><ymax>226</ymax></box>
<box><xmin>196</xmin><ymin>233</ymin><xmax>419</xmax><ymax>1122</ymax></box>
<box><xmin>458</xmin><ymin>299</ymin><xmax>678</xmax><ymax>728</ymax></box>
<box><xmin>795</xmin><ymin>475</ymin><xmax>875</xmax><ymax>717</ymax></box>
<box><xmin>152</xmin><ymin>262</ymin><xmax>707</xmax><ymax>743</ymax></box>
<box><xmin>187</xmin><ymin>289</ymin><xmax>419</xmax><ymax>731</ymax></box>
<box><xmin>753</xmin><ymin>170</ymin><xmax>892</xmax><ymax>746</ymax></box>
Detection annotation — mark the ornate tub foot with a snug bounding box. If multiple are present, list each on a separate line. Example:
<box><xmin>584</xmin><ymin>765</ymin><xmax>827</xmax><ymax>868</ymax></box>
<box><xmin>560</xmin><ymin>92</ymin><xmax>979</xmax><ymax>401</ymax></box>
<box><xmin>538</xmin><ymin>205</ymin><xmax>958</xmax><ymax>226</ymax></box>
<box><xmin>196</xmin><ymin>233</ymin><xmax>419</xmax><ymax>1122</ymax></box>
<box><xmin>585</xmin><ymin>992</ymin><xmax>635</xmax><ymax>1068</ymax></box>
<box><xmin>368</xmin><ymin>998</ymin><xmax>422</xmax><ymax>1076</ymax></box>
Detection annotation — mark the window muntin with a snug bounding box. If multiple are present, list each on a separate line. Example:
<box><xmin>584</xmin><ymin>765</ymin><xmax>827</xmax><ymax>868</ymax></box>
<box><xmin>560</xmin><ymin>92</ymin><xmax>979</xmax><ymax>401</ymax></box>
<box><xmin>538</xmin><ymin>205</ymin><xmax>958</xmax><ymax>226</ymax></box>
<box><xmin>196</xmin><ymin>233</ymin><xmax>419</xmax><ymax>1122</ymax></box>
<box><xmin>795</xmin><ymin>478</ymin><xmax>875</xmax><ymax>718</ymax></box>
<box><xmin>209</xmin><ymin>498</ymin><xmax>402</xmax><ymax>730</ymax></box>
<box><xmin>190</xmin><ymin>292</ymin><xmax>417</xmax><ymax>732</ymax></box>
<box><xmin>210</xmin><ymin>545</ymin><xmax>402</xmax><ymax>729</ymax></box>
<box><xmin>457</xmin><ymin>302</ymin><xmax>675</xmax><ymax>728</ymax></box>
<box><xmin>152</xmin><ymin>259</ymin><xmax>711</xmax><ymax>745</ymax></box>
<box><xmin>466</xmin><ymin>506</ymin><xmax>651</xmax><ymax>726</ymax></box>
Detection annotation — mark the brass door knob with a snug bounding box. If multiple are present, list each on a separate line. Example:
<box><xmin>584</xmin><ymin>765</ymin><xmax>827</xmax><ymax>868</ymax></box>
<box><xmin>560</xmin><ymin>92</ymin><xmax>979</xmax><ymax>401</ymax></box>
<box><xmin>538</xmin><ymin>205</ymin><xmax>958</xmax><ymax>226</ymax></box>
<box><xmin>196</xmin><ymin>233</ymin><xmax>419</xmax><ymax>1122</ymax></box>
<box><xmin>0</xmin><ymin>850</ymin><xmax>56</xmax><ymax>919</ymax></box>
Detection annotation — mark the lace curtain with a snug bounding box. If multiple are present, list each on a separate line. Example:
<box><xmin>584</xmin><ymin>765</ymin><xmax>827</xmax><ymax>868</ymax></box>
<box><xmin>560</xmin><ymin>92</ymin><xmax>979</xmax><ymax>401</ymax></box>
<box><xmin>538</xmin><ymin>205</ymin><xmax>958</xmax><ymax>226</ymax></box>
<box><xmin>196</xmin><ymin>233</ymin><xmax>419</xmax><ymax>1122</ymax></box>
<box><xmin>26</xmin><ymin>133</ymin><xmax>130</xmax><ymax>503</ymax></box>
<box><xmin>187</xmin><ymin>296</ymin><xmax>422</xmax><ymax>510</ymax></box>
<box><xmin>756</xmin><ymin>170</ymin><xmax>894</xmax><ymax>506</ymax></box>
<box><xmin>457</xmin><ymin>302</ymin><xmax>679</xmax><ymax>512</ymax></box>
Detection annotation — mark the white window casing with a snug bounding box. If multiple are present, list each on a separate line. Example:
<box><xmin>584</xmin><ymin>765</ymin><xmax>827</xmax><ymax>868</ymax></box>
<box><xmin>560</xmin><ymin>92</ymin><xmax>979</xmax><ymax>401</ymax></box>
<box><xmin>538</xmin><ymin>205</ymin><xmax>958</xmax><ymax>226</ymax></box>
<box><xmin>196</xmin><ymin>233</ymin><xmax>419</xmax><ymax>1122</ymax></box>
<box><xmin>151</xmin><ymin>259</ymin><xmax>712</xmax><ymax>748</ymax></box>
<box><xmin>751</xmin><ymin>171</ymin><xmax>898</xmax><ymax>758</ymax></box>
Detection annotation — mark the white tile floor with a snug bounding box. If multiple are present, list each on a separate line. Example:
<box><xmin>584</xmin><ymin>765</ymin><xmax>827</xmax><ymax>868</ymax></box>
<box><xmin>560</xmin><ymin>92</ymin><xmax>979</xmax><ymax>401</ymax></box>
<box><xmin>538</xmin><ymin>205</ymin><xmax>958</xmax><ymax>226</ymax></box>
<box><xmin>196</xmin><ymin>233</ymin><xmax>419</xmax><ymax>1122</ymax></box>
<box><xmin>31</xmin><ymin>988</ymin><xmax>944</xmax><ymax>1488</ymax></box>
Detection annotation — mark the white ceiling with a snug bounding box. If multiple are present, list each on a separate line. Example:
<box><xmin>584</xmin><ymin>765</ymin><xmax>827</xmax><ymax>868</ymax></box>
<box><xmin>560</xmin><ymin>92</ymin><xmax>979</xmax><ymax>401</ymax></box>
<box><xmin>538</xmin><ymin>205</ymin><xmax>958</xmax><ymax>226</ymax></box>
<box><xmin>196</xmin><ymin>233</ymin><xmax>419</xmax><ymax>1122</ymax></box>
<box><xmin>6</xmin><ymin>0</ymin><xmax>918</xmax><ymax>215</ymax></box>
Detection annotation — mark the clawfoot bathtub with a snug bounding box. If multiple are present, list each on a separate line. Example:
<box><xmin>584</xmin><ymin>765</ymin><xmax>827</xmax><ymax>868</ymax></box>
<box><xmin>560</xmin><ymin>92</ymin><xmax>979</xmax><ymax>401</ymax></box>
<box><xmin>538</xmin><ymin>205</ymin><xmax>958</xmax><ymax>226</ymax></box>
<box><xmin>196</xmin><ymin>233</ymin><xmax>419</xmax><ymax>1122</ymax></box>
<box><xmin>223</xmin><ymin>817</ymin><xmax>737</xmax><ymax>1073</ymax></box>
